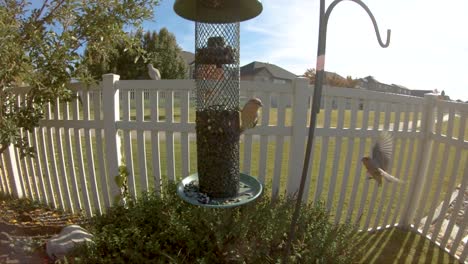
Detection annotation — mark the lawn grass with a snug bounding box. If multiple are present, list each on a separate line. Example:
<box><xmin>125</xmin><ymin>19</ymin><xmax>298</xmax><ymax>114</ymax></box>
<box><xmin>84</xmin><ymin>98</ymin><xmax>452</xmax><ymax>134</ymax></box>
<box><xmin>128</xmin><ymin>105</ymin><xmax>402</xmax><ymax>130</ymax></box>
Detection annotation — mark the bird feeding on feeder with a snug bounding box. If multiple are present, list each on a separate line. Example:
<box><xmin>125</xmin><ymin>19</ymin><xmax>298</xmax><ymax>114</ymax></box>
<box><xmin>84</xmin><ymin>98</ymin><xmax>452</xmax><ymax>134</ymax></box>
<box><xmin>361</xmin><ymin>131</ymin><xmax>404</xmax><ymax>186</ymax></box>
<box><xmin>240</xmin><ymin>98</ymin><xmax>263</xmax><ymax>133</ymax></box>
<box><xmin>147</xmin><ymin>64</ymin><xmax>161</xmax><ymax>80</ymax></box>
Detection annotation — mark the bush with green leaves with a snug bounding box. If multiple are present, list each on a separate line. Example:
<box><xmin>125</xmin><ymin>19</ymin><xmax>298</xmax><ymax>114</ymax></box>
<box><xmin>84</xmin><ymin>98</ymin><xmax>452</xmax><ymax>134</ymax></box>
<box><xmin>0</xmin><ymin>0</ymin><xmax>158</xmax><ymax>156</ymax></box>
<box><xmin>74</xmin><ymin>185</ymin><xmax>361</xmax><ymax>263</ymax></box>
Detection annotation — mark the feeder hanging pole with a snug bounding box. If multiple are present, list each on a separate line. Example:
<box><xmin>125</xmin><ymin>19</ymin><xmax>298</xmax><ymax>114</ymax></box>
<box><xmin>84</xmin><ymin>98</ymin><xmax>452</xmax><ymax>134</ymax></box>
<box><xmin>285</xmin><ymin>0</ymin><xmax>391</xmax><ymax>260</ymax></box>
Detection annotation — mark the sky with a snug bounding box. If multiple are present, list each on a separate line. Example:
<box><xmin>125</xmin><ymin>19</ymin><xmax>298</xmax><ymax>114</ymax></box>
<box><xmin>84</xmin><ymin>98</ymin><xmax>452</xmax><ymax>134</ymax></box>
<box><xmin>144</xmin><ymin>0</ymin><xmax>468</xmax><ymax>101</ymax></box>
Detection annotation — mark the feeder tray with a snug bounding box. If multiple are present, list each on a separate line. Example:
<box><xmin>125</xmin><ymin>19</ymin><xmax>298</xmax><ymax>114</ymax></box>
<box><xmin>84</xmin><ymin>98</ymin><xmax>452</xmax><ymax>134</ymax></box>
<box><xmin>177</xmin><ymin>173</ymin><xmax>263</xmax><ymax>208</ymax></box>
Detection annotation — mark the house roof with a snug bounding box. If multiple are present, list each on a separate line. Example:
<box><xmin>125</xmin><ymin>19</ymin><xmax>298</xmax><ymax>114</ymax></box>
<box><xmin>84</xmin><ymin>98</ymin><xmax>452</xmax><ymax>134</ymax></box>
<box><xmin>391</xmin><ymin>84</ymin><xmax>410</xmax><ymax>90</ymax></box>
<box><xmin>240</xmin><ymin>61</ymin><xmax>297</xmax><ymax>80</ymax></box>
<box><xmin>411</xmin><ymin>89</ymin><xmax>433</xmax><ymax>96</ymax></box>
<box><xmin>180</xmin><ymin>51</ymin><xmax>195</xmax><ymax>65</ymax></box>
<box><xmin>324</xmin><ymin>71</ymin><xmax>345</xmax><ymax>80</ymax></box>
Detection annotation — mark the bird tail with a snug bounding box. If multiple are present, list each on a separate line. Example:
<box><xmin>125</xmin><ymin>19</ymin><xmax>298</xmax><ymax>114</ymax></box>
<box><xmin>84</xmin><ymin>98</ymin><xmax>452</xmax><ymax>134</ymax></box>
<box><xmin>378</xmin><ymin>168</ymin><xmax>404</xmax><ymax>183</ymax></box>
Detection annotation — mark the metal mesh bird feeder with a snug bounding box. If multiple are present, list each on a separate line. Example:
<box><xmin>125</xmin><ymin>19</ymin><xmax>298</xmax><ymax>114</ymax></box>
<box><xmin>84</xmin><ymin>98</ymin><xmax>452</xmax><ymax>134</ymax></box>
<box><xmin>174</xmin><ymin>0</ymin><xmax>263</xmax><ymax>203</ymax></box>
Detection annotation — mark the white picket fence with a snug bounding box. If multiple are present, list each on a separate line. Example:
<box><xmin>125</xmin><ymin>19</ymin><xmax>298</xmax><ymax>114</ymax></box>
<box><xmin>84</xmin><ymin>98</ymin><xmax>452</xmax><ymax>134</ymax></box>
<box><xmin>0</xmin><ymin>75</ymin><xmax>467</xmax><ymax>261</ymax></box>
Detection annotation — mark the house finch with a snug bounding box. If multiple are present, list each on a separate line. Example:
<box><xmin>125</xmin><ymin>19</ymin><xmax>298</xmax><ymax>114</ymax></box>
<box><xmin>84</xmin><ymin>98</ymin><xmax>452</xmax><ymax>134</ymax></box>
<box><xmin>240</xmin><ymin>98</ymin><xmax>263</xmax><ymax>133</ymax></box>
<box><xmin>361</xmin><ymin>131</ymin><xmax>403</xmax><ymax>186</ymax></box>
<box><xmin>147</xmin><ymin>64</ymin><xmax>161</xmax><ymax>80</ymax></box>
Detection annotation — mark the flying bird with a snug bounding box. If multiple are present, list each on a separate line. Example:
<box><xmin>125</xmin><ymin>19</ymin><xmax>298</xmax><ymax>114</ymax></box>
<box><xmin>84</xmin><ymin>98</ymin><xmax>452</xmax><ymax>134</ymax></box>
<box><xmin>240</xmin><ymin>98</ymin><xmax>263</xmax><ymax>133</ymax></box>
<box><xmin>147</xmin><ymin>64</ymin><xmax>161</xmax><ymax>80</ymax></box>
<box><xmin>361</xmin><ymin>131</ymin><xmax>403</xmax><ymax>186</ymax></box>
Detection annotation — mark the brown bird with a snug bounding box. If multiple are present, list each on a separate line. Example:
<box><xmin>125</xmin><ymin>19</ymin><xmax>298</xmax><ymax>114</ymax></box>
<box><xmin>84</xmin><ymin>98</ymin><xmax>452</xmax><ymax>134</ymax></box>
<box><xmin>240</xmin><ymin>98</ymin><xmax>263</xmax><ymax>133</ymax></box>
<box><xmin>361</xmin><ymin>131</ymin><xmax>403</xmax><ymax>186</ymax></box>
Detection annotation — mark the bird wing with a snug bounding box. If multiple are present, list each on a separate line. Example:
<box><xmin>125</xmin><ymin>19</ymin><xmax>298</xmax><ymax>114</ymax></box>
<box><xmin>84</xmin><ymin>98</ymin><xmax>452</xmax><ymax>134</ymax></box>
<box><xmin>378</xmin><ymin>168</ymin><xmax>404</xmax><ymax>184</ymax></box>
<box><xmin>371</xmin><ymin>131</ymin><xmax>393</xmax><ymax>171</ymax></box>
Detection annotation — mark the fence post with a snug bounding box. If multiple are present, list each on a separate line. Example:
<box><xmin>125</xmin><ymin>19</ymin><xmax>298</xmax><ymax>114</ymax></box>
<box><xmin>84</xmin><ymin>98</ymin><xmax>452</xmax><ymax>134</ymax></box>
<box><xmin>3</xmin><ymin>145</ymin><xmax>23</xmax><ymax>198</ymax></box>
<box><xmin>286</xmin><ymin>78</ymin><xmax>310</xmax><ymax>196</ymax></box>
<box><xmin>102</xmin><ymin>74</ymin><xmax>122</xmax><ymax>206</ymax></box>
<box><xmin>400</xmin><ymin>93</ymin><xmax>438</xmax><ymax>229</ymax></box>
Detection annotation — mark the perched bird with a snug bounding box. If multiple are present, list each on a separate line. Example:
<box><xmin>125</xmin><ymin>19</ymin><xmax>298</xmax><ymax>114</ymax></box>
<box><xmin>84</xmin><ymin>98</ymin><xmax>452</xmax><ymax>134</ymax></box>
<box><xmin>240</xmin><ymin>98</ymin><xmax>263</xmax><ymax>133</ymax></box>
<box><xmin>147</xmin><ymin>64</ymin><xmax>161</xmax><ymax>80</ymax></box>
<box><xmin>361</xmin><ymin>131</ymin><xmax>403</xmax><ymax>186</ymax></box>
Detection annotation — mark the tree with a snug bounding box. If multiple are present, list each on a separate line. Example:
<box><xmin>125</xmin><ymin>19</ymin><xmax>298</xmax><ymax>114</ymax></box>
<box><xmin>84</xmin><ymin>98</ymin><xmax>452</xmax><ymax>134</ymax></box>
<box><xmin>303</xmin><ymin>68</ymin><xmax>316</xmax><ymax>84</ymax></box>
<box><xmin>303</xmin><ymin>68</ymin><xmax>358</xmax><ymax>88</ymax></box>
<box><xmin>0</xmin><ymin>0</ymin><xmax>158</xmax><ymax>156</ymax></box>
<box><xmin>85</xmin><ymin>28</ymin><xmax>186</xmax><ymax>80</ymax></box>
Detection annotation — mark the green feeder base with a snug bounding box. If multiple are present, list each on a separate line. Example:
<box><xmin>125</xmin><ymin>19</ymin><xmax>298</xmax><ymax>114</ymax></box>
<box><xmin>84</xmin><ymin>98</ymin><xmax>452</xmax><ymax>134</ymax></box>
<box><xmin>177</xmin><ymin>173</ymin><xmax>263</xmax><ymax>208</ymax></box>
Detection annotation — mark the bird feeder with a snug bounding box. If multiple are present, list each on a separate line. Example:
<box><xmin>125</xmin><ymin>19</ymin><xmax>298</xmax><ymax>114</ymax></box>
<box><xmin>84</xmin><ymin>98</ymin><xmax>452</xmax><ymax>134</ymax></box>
<box><xmin>174</xmin><ymin>0</ymin><xmax>263</xmax><ymax>207</ymax></box>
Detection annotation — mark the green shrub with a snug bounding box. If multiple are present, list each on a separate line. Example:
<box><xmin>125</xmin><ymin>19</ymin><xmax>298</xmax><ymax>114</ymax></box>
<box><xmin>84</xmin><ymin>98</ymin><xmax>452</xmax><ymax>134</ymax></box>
<box><xmin>74</xmin><ymin>185</ymin><xmax>361</xmax><ymax>263</ymax></box>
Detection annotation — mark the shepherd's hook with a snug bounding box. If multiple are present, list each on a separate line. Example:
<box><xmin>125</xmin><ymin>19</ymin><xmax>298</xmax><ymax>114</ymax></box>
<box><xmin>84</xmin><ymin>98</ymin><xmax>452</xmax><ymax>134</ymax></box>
<box><xmin>285</xmin><ymin>0</ymin><xmax>391</xmax><ymax>262</ymax></box>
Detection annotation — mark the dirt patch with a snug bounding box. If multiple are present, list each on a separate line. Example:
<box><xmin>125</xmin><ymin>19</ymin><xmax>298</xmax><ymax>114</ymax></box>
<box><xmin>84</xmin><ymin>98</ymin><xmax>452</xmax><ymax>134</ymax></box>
<box><xmin>0</xmin><ymin>198</ymin><xmax>89</xmax><ymax>263</ymax></box>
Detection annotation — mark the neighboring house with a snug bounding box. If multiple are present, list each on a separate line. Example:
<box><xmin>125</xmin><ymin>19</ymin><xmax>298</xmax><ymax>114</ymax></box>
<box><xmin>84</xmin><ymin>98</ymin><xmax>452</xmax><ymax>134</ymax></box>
<box><xmin>240</xmin><ymin>61</ymin><xmax>298</xmax><ymax>106</ymax></box>
<box><xmin>180</xmin><ymin>51</ymin><xmax>195</xmax><ymax>79</ymax></box>
<box><xmin>358</xmin><ymin>76</ymin><xmax>413</xmax><ymax>96</ymax></box>
<box><xmin>240</xmin><ymin>61</ymin><xmax>297</xmax><ymax>84</ymax></box>
<box><xmin>390</xmin><ymin>84</ymin><xmax>412</xmax><ymax>95</ymax></box>
<box><xmin>411</xmin><ymin>89</ymin><xmax>433</xmax><ymax>97</ymax></box>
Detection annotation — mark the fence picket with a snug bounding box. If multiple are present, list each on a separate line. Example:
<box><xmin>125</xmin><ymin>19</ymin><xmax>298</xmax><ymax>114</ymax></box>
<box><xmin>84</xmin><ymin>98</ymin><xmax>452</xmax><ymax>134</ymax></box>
<box><xmin>242</xmin><ymin>90</ymin><xmax>255</xmax><ymax>175</ymax></box>
<box><xmin>363</xmin><ymin>101</ymin><xmax>382</xmax><ymax>230</ymax></box>
<box><xmin>83</xmin><ymin>92</ymin><xmax>102</xmax><ymax>215</ymax></box>
<box><xmin>63</xmin><ymin>100</ymin><xmax>81</xmax><ymax>211</ymax></box>
<box><xmin>93</xmin><ymin>92</ymin><xmax>110</xmax><ymax>209</ymax></box>
<box><xmin>258</xmin><ymin>92</ymin><xmax>270</xmax><ymax>184</ymax></box>
<box><xmin>31</xmin><ymin>127</ymin><xmax>48</xmax><ymax>204</ymax></box>
<box><xmin>73</xmin><ymin>94</ymin><xmax>92</xmax><ymax>216</ymax></box>
<box><xmin>286</xmin><ymin>78</ymin><xmax>309</xmax><ymax>196</ymax></box>
<box><xmin>439</xmin><ymin>112</ymin><xmax>467</xmax><ymax>249</ymax></box>
<box><xmin>424</xmin><ymin>108</ymin><xmax>456</xmax><ymax>237</ymax></box>
<box><xmin>136</xmin><ymin>89</ymin><xmax>149</xmax><ymax>192</ymax></box>
<box><xmin>46</xmin><ymin>101</ymin><xmax>66</xmax><ymax>210</ymax></box>
<box><xmin>122</xmin><ymin>89</ymin><xmax>136</xmax><ymax>199</ymax></box>
<box><xmin>335</xmin><ymin>98</ymin><xmax>358</xmax><ymax>224</ymax></box>
<box><xmin>382</xmin><ymin>103</ymin><xmax>405</xmax><ymax>227</ymax></box>
<box><xmin>313</xmin><ymin>96</ymin><xmax>332</xmax><ymax>203</ymax></box>
<box><xmin>180</xmin><ymin>91</ymin><xmax>191</xmax><ymax>178</ymax></box>
<box><xmin>271</xmin><ymin>94</ymin><xmax>288</xmax><ymax>198</ymax></box>
<box><xmin>13</xmin><ymin>137</ymin><xmax>28</xmax><ymax>198</ymax></box>
<box><xmin>393</xmin><ymin>102</ymin><xmax>430</xmax><ymax>225</ymax></box>
<box><xmin>0</xmin><ymin>156</ymin><xmax>6</xmax><ymax>193</ymax></box>
<box><xmin>373</xmin><ymin>102</ymin><xmax>394</xmax><ymax>229</ymax></box>
<box><xmin>347</xmin><ymin>99</ymin><xmax>370</xmax><ymax>222</ymax></box>
<box><xmin>13</xmin><ymin>95</ymin><xmax>29</xmax><ymax>198</ymax></box>
<box><xmin>150</xmin><ymin>91</ymin><xmax>162</xmax><ymax>193</ymax></box>
<box><xmin>25</xmin><ymin>132</ymin><xmax>40</xmax><ymax>201</ymax></box>
<box><xmin>414</xmin><ymin>107</ymin><xmax>444</xmax><ymax>227</ymax></box>
<box><xmin>39</xmin><ymin>124</ymin><xmax>56</xmax><ymax>208</ymax></box>
<box><xmin>327</xmin><ymin>96</ymin><xmax>345</xmax><ymax>211</ymax></box>
<box><xmin>54</xmin><ymin>99</ymin><xmax>73</xmax><ymax>212</ymax></box>
<box><xmin>165</xmin><ymin>91</ymin><xmax>176</xmax><ymax>182</ymax></box>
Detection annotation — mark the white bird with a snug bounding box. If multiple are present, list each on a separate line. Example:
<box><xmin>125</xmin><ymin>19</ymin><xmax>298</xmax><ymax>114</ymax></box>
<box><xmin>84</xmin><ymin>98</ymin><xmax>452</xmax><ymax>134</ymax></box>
<box><xmin>240</xmin><ymin>98</ymin><xmax>263</xmax><ymax>133</ymax></box>
<box><xmin>147</xmin><ymin>64</ymin><xmax>161</xmax><ymax>80</ymax></box>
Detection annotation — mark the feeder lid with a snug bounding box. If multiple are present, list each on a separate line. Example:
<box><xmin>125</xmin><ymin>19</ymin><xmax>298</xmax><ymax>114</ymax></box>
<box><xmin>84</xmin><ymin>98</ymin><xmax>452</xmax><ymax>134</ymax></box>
<box><xmin>174</xmin><ymin>0</ymin><xmax>263</xmax><ymax>23</ymax></box>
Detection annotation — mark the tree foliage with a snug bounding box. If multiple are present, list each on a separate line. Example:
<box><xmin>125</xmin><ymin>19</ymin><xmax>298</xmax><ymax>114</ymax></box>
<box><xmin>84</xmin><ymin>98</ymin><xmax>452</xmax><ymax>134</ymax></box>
<box><xmin>85</xmin><ymin>28</ymin><xmax>186</xmax><ymax>80</ymax></box>
<box><xmin>304</xmin><ymin>68</ymin><xmax>359</xmax><ymax>88</ymax></box>
<box><xmin>0</xmin><ymin>0</ymin><xmax>158</xmax><ymax>156</ymax></box>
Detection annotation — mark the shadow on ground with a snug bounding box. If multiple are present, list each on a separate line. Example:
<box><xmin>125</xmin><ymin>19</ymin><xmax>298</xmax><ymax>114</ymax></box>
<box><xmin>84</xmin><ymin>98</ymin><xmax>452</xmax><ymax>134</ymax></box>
<box><xmin>355</xmin><ymin>228</ymin><xmax>460</xmax><ymax>264</ymax></box>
